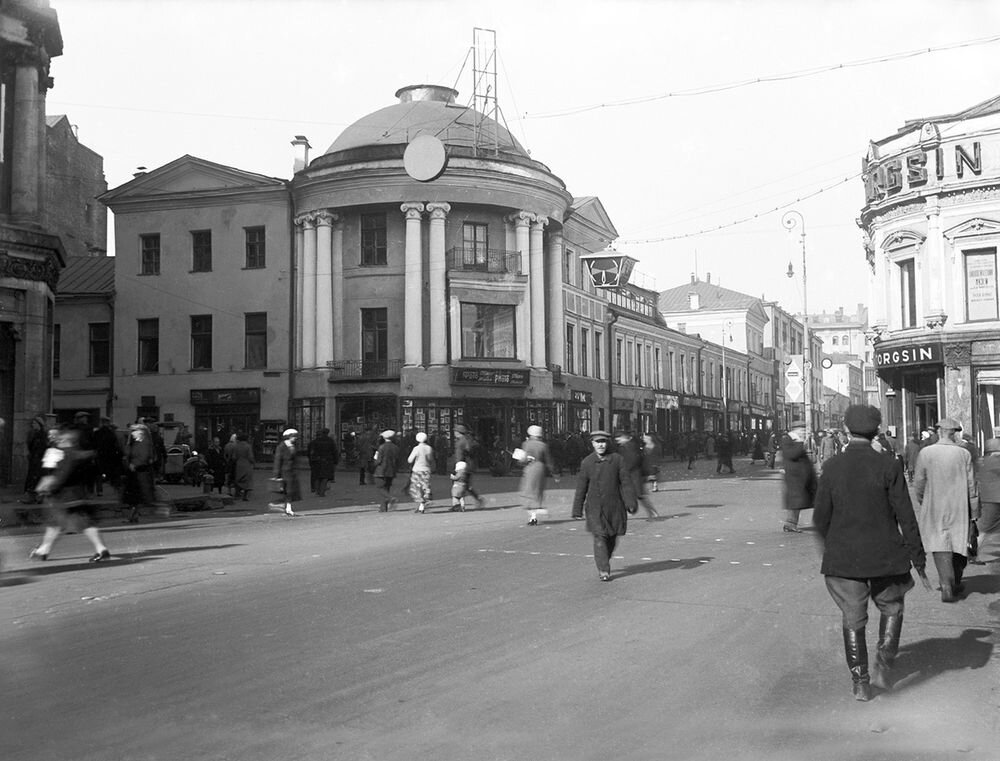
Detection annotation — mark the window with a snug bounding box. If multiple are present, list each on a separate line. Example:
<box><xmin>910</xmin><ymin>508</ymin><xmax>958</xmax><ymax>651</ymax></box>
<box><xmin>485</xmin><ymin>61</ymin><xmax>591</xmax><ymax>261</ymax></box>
<box><xmin>53</xmin><ymin>324</ymin><xmax>61</xmax><ymax>379</ymax></box>
<box><xmin>361</xmin><ymin>213</ymin><xmax>387</xmax><ymax>265</ymax></box>
<box><xmin>831</xmin><ymin>336</ymin><xmax>839</xmax><ymax>346</ymax></box>
<box><xmin>361</xmin><ymin>307</ymin><xmax>389</xmax><ymax>373</ymax></box>
<box><xmin>245</xmin><ymin>226</ymin><xmax>266</xmax><ymax>269</ymax></box>
<box><xmin>899</xmin><ymin>258</ymin><xmax>917</xmax><ymax>327</ymax></box>
<box><xmin>89</xmin><ymin>322</ymin><xmax>110</xmax><ymax>376</ymax></box>
<box><xmin>841</xmin><ymin>334</ymin><xmax>849</xmax><ymax>345</ymax></box>
<box><xmin>594</xmin><ymin>331</ymin><xmax>602</xmax><ymax>380</ymax></box>
<box><xmin>245</xmin><ymin>312</ymin><xmax>267</xmax><ymax>368</ymax></box>
<box><xmin>564</xmin><ymin>249</ymin><xmax>575</xmax><ymax>285</ymax></box>
<box><xmin>192</xmin><ymin>230</ymin><xmax>212</xmax><ymax>272</ymax></box>
<box><xmin>635</xmin><ymin>343</ymin><xmax>643</xmax><ymax>385</ymax></box>
<box><xmin>565</xmin><ymin>324</ymin><xmax>575</xmax><ymax>373</ymax></box>
<box><xmin>191</xmin><ymin>315</ymin><xmax>213</xmax><ymax>370</ymax></box>
<box><xmin>140</xmin><ymin>234</ymin><xmax>160</xmax><ymax>275</ymax></box>
<box><xmin>581</xmin><ymin>328</ymin><xmax>589</xmax><ymax>377</ymax></box>
<box><xmin>138</xmin><ymin>319</ymin><xmax>159</xmax><ymax>374</ymax></box>
<box><xmin>965</xmin><ymin>248</ymin><xmax>998</xmax><ymax>321</ymax></box>
<box><xmin>461</xmin><ymin>303</ymin><xmax>516</xmax><ymax>359</ymax></box>
<box><xmin>462</xmin><ymin>222</ymin><xmax>488</xmax><ymax>268</ymax></box>
<box><xmin>616</xmin><ymin>338</ymin><xmax>623</xmax><ymax>384</ymax></box>
<box><xmin>654</xmin><ymin>346</ymin><xmax>661</xmax><ymax>388</ymax></box>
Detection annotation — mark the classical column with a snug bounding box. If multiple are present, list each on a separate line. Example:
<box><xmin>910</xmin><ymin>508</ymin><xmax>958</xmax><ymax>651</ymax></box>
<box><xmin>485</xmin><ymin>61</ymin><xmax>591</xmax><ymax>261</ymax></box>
<box><xmin>11</xmin><ymin>56</ymin><xmax>43</xmax><ymax>220</ymax></box>
<box><xmin>511</xmin><ymin>211</ymin><xmax>533</xmax><ymax>363</ymax></box>
<box><xmin>530</xmin><ymin>215</ymin><xmax>547</xmax><ymax>368</ymax></box>
<box><xmin>426</xmin><ymin>202</ymin><xmax>451</xmax><ymax>365</ymax></box>
<box><xmin>301</xmin><ymin>213</ymin><xmax>318</xmax><ymax>368</ymax></box>
<box><xmin>315</xmin><ymin>211</ymin><xmax>336</xmax><ymax>367</ymax></box>
<box><xmin>402</xmin><ymin>202</ymin><xmax>425</xmax><ymax>366</ymax></box>
<box><xmin>293</xmin><ymin>217</ymin><xmax>306</xmax><ymax>369</ymax></box>
<box><xmin>331</xmin><ymin>216</ymin><xmax>345</xmax><ymax>363</ymax></box>
<box><xmin>546</xmin><ymin>231</ymin><xmax>565</xmax><ymax>371</ymax></box>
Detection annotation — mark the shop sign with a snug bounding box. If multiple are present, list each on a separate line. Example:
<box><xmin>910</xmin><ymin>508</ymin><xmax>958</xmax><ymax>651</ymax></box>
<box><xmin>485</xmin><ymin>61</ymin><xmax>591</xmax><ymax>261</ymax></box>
<box><xmin>642</xmin><ymin>398</ymin><xmax>655</xmax><ymax>411</ymax></box>
<box><xmin>680</xmin><ymin>396</ymin><xmax>702</xmax><ymax>407</ymax></box>
<box><xmin>966</xmin><ymin>250</ymin><xmax>999</xmax><ymax>321</ymax></box>
<box><xmin>655</xmin><ymin>393</ymin><xmax>679</xmax><ymax>410</ymax></box>
<box><xmin>571</xmin><ymin>390</ymin><xmax>593</xmax><ymax>404</ymax></box>
<box><xmin>873</xmin><ymin>343</ymin><xmax>942</xmax><ymax>368</ymax></box>
<box><xmin>451</xmin><ymin>367</ymin><xmax>529</xmax><ymax>386</ymax></box>
<box><xmin>614</xmin><ymin>398</ymin><xmax>633</xmax><ymax>411</ymax></box>
<box><xmin>190</xmin><ymin>388</ymin><xmax>261</xmax><ymax>405</ymax></box>
<box><xmin>702</xmin><ymin>399</ymin><xmax>723</xmax><ymax>412</ymax></box>
<box><xmin>864</xmin><ymin>139</ymin><xmax>985</xmax><ymax>204</ymax></box>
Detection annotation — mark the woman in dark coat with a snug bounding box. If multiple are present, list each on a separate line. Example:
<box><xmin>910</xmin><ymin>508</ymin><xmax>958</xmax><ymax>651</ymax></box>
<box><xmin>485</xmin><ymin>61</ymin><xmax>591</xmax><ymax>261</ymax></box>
<box><xmin>231</xmin><ymin>433</ymin><xmax>256</xmax><ymax>501</ymax></box>
<box><xmin>571</xmin><ymin>431</ymin><xmax>638</xmax><ymax>581</ymax></box>
<box><xmin>270</xmin><ymin>428</ymin><xmax>301</xmax><ymax>516</ymax></box>
<box><xmin>307</xmin><ymin>428</ymin><xmax>339</xmax><ymax>497</ymax></box>
<box><xmin>781</xmin><ymin>422</ymin><xmax>817</xmax><ymax>533</ymax></box>
<box><xmin>203</xmin><ymin>436</ymin><xmax>227</xmax><ymax>494</ymax></box>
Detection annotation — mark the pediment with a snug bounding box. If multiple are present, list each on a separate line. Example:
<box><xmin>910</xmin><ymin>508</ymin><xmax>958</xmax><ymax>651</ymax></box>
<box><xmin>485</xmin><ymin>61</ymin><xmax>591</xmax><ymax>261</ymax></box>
<box><xmin>881</xmin><ymin>229</ymin><xmax>925</xmax><ymax>252</ymax></box>
<box><xmin>100</xmin><ymin>155</ymin><xmax>285</xmax><ymax>204</ymax></box>
<box><xmin>943</xmin><ymin>217</ymin><xmax>1000</xmax><ymax>242</ymax></box>
<box><xmin>566</xmin><ymin>196</ymin><xmax>619</xmax><ymax>241</ymax></box>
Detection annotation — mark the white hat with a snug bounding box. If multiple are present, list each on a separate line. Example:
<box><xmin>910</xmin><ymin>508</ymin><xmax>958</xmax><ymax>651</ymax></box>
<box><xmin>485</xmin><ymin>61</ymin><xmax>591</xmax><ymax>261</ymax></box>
<box><xmin>527</xmin><ymin>425</ymin><xmax>543</xmax><ymax>438</ymax></box>
<box><xmin>415</xmin><ymin>432</ymin><xmax>427</xmax><ymax>443</ymax></box>
<box><xmin>283</xmin><ymin>428</ymin><xmax>298</xmax><ymax>438</ymax></box>
<box><xmin>454</xmin><ymin>460</ymin><xmax>467</xmax><ymax>471</ymax></box>
<box><xmin>381</xmin><ymin>430</ymin><xmax>395</xmax><ymax>440</ymax></box>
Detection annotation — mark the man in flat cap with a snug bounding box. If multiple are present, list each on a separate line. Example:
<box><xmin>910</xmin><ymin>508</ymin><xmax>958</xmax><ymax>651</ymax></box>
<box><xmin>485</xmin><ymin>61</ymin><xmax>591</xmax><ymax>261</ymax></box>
<box><xmin>571</xmin><ymin>431</ymin><xmax>638</xmax><ymax>581</ymax></box>
<box><xmin>913</xmin><ymin>417</ymin><xmax>977</xmax><ymax>603</ymax></box>
<box><xmin>814</xmin><ymin>405</ymin><xmax>930</xmax><ymax>701</ymax></box>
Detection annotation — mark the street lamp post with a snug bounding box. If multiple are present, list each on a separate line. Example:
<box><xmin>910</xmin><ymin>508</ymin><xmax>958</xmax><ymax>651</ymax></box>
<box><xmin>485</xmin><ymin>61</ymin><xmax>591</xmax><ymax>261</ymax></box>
<box><xmin>782</xmin><ymin>210</ymin><xmax>811</xmax><ymax>446</ymax></box>
<box><xmin>721</xmin><ymin>319</ymin><xmax>733</xmax><ymax>433</ymax></box>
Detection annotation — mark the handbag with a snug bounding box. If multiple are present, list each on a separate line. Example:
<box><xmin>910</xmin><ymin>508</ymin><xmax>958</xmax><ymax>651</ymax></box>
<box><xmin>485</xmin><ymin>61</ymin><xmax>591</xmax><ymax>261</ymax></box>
<box><xmin>511</xmin><ymin>447</ymin><xmax>527</xmax><ymax>464</ymax></box>
<box><xmin>267</xmin><ymin>477</ymin><xmax>285</xmax><ymax>495</ymax></box>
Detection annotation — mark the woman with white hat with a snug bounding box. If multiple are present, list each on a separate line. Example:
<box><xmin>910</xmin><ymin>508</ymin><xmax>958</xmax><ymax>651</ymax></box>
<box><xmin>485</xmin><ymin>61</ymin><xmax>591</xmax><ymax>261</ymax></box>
<box><xmin>406</xmin><ymin>431</ymin><xmax>434</xmax><ymax>513</ymax></box>
<box><xmin>269</xmin><ymin>428</ymin><xmax>301</xmax><ymax>517</ymax></box>
<box><xmin>519</xmin><ymin>424</ymin><xmax>558</xmax><ymax>526</ymax></box>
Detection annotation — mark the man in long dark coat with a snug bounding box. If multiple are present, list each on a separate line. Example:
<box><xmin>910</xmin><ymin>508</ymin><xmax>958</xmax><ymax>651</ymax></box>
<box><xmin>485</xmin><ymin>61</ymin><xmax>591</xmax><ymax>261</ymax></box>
<box><xmin>572</xmin><ymin>431</ymin><xmax>638</xmax><ymax>581</ymax></box>
<box><xmin>307</xmin><ymin>428</ymin><xmax>339</xmax><ymax>497</ymax></box>
<box><xmin>814</xmin><ymin>405</ymin><xmax>930</xmax><ymax>702</ymax></box>
<box><xmin>781</xmin><ymin>421</ymin><xmax>816</xmax><ymax>533</ymax></box>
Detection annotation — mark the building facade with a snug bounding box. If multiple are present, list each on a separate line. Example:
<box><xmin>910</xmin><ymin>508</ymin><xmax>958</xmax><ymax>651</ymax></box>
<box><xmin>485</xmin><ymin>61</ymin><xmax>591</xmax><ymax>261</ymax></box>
<box><xmin>861</xmin><ymin>94</ymin><xmax>1000</xmax><ymax>445</ymax></box>
<box><xmin>0</xmin><ymin>0</ymin><xmax>65</xmax><ymax>484</ymax></box>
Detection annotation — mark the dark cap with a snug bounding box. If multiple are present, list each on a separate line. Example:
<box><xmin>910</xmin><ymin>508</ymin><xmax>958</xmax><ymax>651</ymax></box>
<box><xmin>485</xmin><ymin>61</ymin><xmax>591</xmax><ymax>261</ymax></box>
<box><xmin>936</xmin><ymin>417</ymin><xmax>962</xmax><ymax>432</ymax></box>
<box><xmin>590</xmin><ymin>430</ymin><xmax>611</xmax><ymax>441</ymax></box>
<box><xmin>844</xmin><ymin>405</ymin><xmax>881</xmax><ymax>437</ymax></box>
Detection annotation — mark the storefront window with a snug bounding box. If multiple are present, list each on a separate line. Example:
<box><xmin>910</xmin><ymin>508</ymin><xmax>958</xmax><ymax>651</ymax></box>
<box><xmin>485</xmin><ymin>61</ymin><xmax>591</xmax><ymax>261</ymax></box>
<box><xmin>899</xmin><ymin>258</ymin><xmax>917</xmax><ymax>327</ymax></box>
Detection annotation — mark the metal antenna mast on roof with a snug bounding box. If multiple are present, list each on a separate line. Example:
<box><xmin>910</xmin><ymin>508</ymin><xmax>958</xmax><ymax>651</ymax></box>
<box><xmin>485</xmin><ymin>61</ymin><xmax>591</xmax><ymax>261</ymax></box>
<box><xmin>472</xmin><ymin>27</ymin><xmax>499</xmax><ymax>157</ymax></box>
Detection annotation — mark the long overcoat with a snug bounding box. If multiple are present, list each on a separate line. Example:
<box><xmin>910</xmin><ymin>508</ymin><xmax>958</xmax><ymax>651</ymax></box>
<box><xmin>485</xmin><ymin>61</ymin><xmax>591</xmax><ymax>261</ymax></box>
<box><xmin>307</xmin><ymin>434</ymin><xmax>339</xmax><ymax>480</ymax></box>
<box><xmin>572</xmin><ymin>451</ymin><xmax>638</xmax><ymax>537</ymax></box>
<box><xmin>272</xmin><ymin>441</ymin><xmax>302</xmax><ymax>502</ymax></box>
<box><xmin>813</xmin><ymin>445</ymin><xmax>925</xmax><ymax>578</ymax></box>
<box><xmin>519</xmin><ymin>437</ymin><xmax>555</xmax><ymax>508</ymax></box>
<box><xmin>782</xmin><ymin>439</ymin><xmax>817</xmax><ymax>511</ymax></box>
<box><xmin>913</xmin><ymin>438</ymin><xmax>975</xmax><ymax>555</ymax></box>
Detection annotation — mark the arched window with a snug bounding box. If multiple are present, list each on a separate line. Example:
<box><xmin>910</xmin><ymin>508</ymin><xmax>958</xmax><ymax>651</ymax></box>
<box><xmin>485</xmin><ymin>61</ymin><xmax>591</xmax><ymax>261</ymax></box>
<box><xmin>831</xmin><ymin>336</ymin><xmax>839</xmax><ymax>346</ymax></box>
<box><xmin>842</xmin><ymin>335</ymin><xmax>849</xmax><ymax>345</ymax></box>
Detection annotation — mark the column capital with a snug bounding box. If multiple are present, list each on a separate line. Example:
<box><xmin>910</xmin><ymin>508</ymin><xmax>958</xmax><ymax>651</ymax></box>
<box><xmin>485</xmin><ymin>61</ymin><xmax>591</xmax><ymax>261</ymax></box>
<box><xmin>401</xmin><ymin>202</ymin><xmax>425</xmax><ymax>220</ymax></box>
<box><xmin>314</xmin><ymin>210</ymin><xmax>339</xmax><ymax>227</ymax></box>
<box><xmin>294</xmin><ymin>212</ymin><xmax>317</xmax><ymax>228</ymax></box>
<box><xmin>426</xmin><ymin>202</ymin><xmax>451</xmax><ymax>220</ymax></box>
<box><xmin>531</xmin><ymin>215</ymin><xmax>548</xmax><ymax>230</ymax></box>
<box><xmin>508</xmin><ymin>210</ymin><xmax>536</xmax><ymax>228</ymax></box>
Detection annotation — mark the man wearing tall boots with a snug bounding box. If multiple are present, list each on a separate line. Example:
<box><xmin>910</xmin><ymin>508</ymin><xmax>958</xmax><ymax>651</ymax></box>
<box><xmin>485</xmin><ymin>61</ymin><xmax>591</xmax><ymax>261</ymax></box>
<box><xmin>913</xmin><ymin>417</ymin><xmax>977</xmax><ymax>602</ymax></box>
<box><xmin>813</xmin><ymin>405</ymin><xmax>931</xmax><ymax>701</ymax></box>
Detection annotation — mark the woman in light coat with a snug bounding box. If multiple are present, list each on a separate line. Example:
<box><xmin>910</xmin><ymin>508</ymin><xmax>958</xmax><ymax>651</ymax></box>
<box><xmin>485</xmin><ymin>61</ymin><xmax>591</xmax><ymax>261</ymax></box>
<box><xmin>407</xmin><ymin>431</ymin><xmax>434</xmax><ymax>514</ymax></box>
<box><xmin>519</xmin><ymin>425</ymin><xmax>557</xmax><ymax>526</ymax></box>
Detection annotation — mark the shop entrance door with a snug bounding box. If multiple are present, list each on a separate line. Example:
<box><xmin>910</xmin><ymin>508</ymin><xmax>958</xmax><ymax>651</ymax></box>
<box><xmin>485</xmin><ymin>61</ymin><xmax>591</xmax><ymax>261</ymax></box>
<box><xmin>913</xmin><ymin>395</ymin><xmax>938</xmax><ymax>434</ymax></box>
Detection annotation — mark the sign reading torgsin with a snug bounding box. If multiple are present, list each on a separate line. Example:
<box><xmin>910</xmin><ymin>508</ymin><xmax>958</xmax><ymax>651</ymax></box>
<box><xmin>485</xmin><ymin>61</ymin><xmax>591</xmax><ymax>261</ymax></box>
<box><xmin>874</xmin><ymin>343</ymin><xmax>942</xmax><ymax>368</ymax></box>
<box><xmin>451</xmin><ymin>368</ymin><xmax>529</xmax><ymax>386</ymax></box>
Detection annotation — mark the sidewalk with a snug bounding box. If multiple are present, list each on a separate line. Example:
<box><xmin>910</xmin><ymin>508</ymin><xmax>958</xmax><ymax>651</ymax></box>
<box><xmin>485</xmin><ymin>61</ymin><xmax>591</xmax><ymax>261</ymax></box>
<box><xmin>0</xmin><ymin>453</ymin><xmax>772</xmax><ymax>530</ymax></box>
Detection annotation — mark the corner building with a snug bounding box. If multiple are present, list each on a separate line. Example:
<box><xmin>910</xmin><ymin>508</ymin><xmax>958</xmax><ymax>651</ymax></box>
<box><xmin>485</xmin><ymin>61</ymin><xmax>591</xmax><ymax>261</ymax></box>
<box><xmin>861</xmin><ymin>94</ymin><xmax>1000</xmax><ymax>444</ymax></box>
<box><xmin>290</xmin><ymin>85</ymin><xmax>576</xmax><ymax>447</ymax></box>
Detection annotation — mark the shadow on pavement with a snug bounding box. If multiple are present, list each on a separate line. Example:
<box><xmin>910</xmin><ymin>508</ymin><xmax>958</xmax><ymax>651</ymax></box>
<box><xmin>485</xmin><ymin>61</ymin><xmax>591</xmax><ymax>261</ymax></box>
<box><xmin>961</xmin><ymin>574</ymin><xmax>1000</xmax><ymax>597</ymax></box>
<box><xmin>617</xmin><ymin>556</ymin><xmax>714</xmax><ymax>577</ymax></box>
<box><xmin>684</xmin><ymin>503</ymin><xmax>725</xmax><ymax>509</ymax></box>
<box><xmin>891</xmin><ymin>628</ymin><xmax>994</xmax><ymax>694</ymax></box>
<box><xmin>17</xmin><ymin>543</ymin><xmax>245</xmax><ymax>575</ymax></box>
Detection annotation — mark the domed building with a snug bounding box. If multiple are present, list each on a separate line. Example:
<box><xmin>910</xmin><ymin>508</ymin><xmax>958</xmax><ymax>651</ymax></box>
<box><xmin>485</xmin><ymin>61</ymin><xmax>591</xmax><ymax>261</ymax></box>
<box><xmin>290</xmin><ymin>84</ymin><xmax>577</xmax><ymax>446</ymax></box>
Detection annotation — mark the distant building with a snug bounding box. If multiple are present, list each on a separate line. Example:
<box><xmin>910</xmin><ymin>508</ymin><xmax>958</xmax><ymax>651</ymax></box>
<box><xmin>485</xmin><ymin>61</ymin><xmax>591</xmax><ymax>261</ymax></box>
<box><xmin>860</xmin><ymin>93</ymin><xmax>1000</xmax><ymax>445</ymax></box>
<box><xmin>805</xmin><ymin>304</ymin><xmax>877</xmax><ymax>407</ymax></box>
<box><xmin>761</xmin><ymin>300</ymin><xmax>823</xmax><ymax>432</ymax></box>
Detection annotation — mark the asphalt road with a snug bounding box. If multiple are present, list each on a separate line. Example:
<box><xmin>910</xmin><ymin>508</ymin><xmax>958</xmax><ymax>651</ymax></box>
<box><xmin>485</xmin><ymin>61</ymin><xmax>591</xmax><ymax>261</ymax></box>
<box><xmin>2</xmin><ymin>462</ymin><xmax>998</xmax><ymax>761</ymax></box>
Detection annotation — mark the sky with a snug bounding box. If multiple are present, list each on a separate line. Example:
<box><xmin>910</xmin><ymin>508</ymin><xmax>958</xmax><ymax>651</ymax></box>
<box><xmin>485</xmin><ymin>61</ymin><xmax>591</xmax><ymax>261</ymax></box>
<box><xmin>49</xmin><ymin>0</ymin><xmax>1000</xmax><ymax>315</ymax></box>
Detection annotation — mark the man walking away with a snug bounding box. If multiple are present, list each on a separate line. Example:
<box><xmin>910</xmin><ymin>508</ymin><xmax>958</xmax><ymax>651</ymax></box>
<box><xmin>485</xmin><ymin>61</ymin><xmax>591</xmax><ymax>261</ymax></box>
<box><xmin>782</xmin><ymin>421</ymin><xmax>816</xmax><ymax>533</ymax></box>
<box><xmin>814</xmin><ymin>405</ymin><xmax>930</xmax><ymax>701</ymax></box>
<box><xmin>913</xmin><ymin>418</ymin><xmax>977</xmax><ymax>602</ymax></box>
<box><xmin>373</xmin><ymin>430</ymin><xmax>400</xmax><ymax>512</ymax></box>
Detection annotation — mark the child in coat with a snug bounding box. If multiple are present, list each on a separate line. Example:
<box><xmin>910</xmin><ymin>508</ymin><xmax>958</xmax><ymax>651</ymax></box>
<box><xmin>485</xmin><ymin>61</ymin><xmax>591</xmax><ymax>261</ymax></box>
<box><xmin>450</xmin><ymin>460</ymin><xmax>469</xmax><ymax>512</ymax></box>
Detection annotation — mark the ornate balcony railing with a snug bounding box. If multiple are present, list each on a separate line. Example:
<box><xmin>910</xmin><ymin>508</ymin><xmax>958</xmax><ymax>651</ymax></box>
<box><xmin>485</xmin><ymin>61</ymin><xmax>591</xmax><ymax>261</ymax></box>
<box><xmin>326</xmin><ymin>358</ymin><xmax>403</xmax><ymax>380</ymax></box>
<box><xmin>447</xmin><ymin>247</ymin><xmax>522</xmax><ymax>275</ymax></box>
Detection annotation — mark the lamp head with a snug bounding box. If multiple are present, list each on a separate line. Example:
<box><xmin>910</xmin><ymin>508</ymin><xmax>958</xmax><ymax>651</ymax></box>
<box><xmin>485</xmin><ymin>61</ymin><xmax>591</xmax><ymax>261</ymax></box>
<box><xmin>786</xmin><ymin>262</ymin><xmax>794</xmax><ymax>279</ymax></box>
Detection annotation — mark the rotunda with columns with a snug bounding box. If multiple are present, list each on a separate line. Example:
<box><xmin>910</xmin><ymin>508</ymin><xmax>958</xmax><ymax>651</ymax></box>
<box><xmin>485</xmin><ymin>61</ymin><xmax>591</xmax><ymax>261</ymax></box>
<box><xmin>290</xmin><ymin>84</ymin><xmax>574</xmax><ymax>447</ymax></box>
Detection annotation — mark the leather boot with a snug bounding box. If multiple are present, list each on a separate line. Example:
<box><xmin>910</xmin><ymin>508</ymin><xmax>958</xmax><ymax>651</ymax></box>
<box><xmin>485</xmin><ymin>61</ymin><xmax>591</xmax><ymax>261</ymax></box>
<box><xmin>842</xmin><ymin>627</ymin><xmax>871</xmax><ymax>701</ymax></box>
<box><xmin>870</xmin><ymin>614</ymin><xmax>902</xmax><ymax>691</ymax></box>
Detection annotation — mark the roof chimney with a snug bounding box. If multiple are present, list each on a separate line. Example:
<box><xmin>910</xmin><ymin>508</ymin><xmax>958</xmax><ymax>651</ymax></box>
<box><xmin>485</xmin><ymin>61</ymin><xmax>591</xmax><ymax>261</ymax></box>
<box><xmin>395</xmin><ymin>84</ymin><xmax>458</xmax><ymax>104</ymax></box>
<box><xmin>133</xmin><ymin>166</ymin><xmax>147</xmax><ymax>178</ymax></box>
<box><xmin>291</xmin><ymin>135</ymin><xmax>311</xmax><ymax>174</ymax></box>
<box><xmin>706</xmin><ymin>272</ymin><xmax>711</xmax><ymax>284</ymax></box>
<box><xmin>689</xmin><ymin>291</ymin><xmax>700</xmax><ymax>310</ymax></box>
<box><xmin>690</xmin><ymin>273</ymin><xmax>697</xmax><ymax>284</ymax></box>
